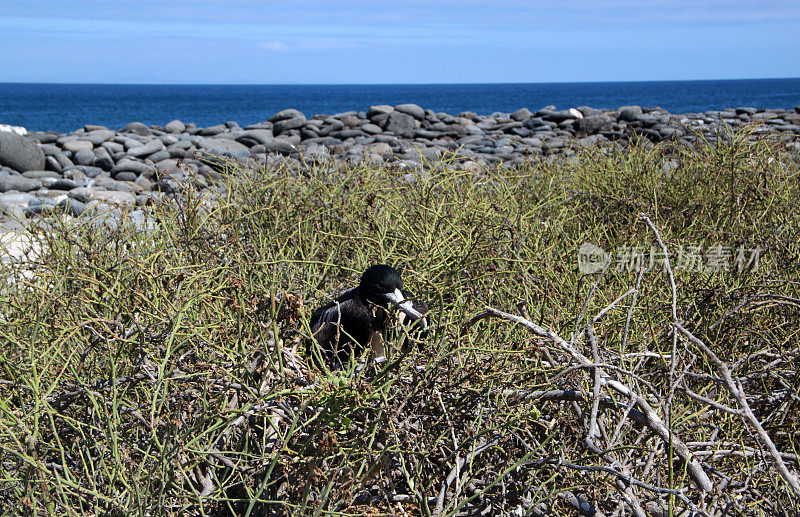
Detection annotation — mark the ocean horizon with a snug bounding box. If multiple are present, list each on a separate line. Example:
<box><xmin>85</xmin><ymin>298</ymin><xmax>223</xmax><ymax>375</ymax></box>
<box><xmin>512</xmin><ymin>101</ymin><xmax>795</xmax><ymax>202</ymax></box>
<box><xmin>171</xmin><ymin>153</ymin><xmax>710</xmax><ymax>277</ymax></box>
<box><xmin>2</xmin><ymin>78</ymin><xmax>799</xmax><ymax>133</ymax></box>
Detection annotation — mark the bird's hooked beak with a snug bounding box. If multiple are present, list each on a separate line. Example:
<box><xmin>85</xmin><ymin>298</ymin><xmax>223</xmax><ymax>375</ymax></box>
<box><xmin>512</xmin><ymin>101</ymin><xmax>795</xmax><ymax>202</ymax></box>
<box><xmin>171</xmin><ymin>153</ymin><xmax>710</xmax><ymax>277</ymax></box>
<box><xmin>384</xmin><ymin>288</ymin><xmax>428</xmax><ymax>329</ymax></box>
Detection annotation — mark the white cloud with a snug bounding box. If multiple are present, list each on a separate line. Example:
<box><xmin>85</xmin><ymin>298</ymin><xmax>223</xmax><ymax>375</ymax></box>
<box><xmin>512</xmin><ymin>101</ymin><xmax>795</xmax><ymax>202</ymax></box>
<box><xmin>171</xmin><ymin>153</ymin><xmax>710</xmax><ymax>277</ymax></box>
<box><xmin>258</xmin><ymin>40</ymin><xmax>288</xmax><ymax>51</ymax></box>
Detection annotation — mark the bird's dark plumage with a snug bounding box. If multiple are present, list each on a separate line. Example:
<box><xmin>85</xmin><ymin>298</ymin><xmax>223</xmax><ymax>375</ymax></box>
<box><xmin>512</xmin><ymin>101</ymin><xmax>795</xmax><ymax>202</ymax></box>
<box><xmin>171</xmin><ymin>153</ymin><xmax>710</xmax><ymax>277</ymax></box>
<box><xmin>309</xmin><ymin>264</ymin><xmax>428</xmax><ymax>369</ymax></box>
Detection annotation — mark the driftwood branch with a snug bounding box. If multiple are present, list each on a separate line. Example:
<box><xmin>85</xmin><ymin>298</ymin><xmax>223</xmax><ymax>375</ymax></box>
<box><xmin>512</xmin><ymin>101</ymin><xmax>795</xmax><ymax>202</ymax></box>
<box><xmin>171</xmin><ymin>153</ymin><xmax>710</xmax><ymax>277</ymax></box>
<box><xmin>531</xmin><ymin>457</ymin><xmax>703</xmax><ymax>511</ymax></box>
<box><xmin>481</xmin><ymin>305</ymin><xmax>714</xmax><ymax>493</ymax></box>
<box><xmin>675</xmin><ymin>322</ymin><xmax>800</xmax><ymax>497</ymax></box>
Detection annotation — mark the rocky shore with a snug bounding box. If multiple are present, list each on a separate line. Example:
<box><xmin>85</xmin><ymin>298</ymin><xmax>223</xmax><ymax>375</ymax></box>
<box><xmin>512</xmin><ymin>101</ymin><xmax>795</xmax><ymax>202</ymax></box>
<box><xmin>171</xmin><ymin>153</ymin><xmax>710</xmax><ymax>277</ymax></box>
<box><xmin>1</xmin><ymin>104</ymin><xmax>800</xmax><ymax>226</ymax></box>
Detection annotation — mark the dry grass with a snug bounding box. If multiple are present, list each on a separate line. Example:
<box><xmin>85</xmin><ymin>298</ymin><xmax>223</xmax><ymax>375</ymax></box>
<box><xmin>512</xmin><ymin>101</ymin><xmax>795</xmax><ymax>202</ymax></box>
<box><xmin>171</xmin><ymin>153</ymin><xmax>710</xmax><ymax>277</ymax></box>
<box><xmin>1</xmin><ymin>125</ymin><xmax>799</xmax><ymax>515</ymax></box>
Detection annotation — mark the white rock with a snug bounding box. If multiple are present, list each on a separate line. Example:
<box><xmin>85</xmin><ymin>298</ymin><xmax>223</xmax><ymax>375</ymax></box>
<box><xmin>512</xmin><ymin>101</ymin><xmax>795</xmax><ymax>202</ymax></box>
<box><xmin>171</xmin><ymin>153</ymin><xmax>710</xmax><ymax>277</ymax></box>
<box><xmin>0</xmin><ymin>124</ymin><xmax>28</xmax><ymax>136</ymax></box>
<box><xmin>91</xmin><ymin>190</ymin><xmax>137</xmax><ymax>207</ymax></box>
<box><xmin>1</xmin><ymin>231</ymin><xmax>42</xmax><ymax>264</ymax></box>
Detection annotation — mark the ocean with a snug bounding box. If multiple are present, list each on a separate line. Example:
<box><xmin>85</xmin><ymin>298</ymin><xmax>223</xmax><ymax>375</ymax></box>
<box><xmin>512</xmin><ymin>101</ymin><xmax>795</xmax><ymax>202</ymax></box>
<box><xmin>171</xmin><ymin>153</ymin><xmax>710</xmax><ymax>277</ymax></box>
<box><xmin>1</xmin><ymin>78</ymin><xmax>798</xmax><ymax>134</ymax></box>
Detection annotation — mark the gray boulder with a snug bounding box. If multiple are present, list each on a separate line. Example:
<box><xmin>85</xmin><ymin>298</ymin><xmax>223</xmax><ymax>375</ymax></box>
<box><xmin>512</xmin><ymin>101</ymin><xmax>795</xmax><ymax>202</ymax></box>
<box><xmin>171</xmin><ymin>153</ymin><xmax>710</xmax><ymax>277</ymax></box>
<box><xmin>93</xmin><ymin>147</ymin><xmax>115</xmax><ymax>170</ymax></box>
<box><xmin>367</xmin><ymin>142</ymin><xmax>393</xmax><ymax>157</ymax></box>
<box><xmin>543</xmin><ymin>137</ymin><xmax>565</xmax><ymax>150</ymax></box>
<box><xmin>196</xmin><ymin>137</ymin><xmax>249</xmax><ymax>154</ymax></box>
<box><xmin>102</xmin><ymin>141</ymin><xmax>124</xmax><ymax>154</ymax></box>
<box><xmin>39</xmin><ymin>144</ymin><xmax>61</xmax><ymax>156</ymax></box>
<box><xmin>273</xmin><ymin>116</ymin><xmax>306</xmax><ymax>134</ymax></box>
<box><xmin>361</xmin><ymin>123</ymin><xmax>382</xmax><ymax>135</ymax></box>
<box><xmin>95</xmin><ymin>178</ymin><xmax>135</xmax><ymax>193</ymax></box>
<box><xmin>262</xmin><ymin>139</ymin><xmax>296</xmax><ymax>155</ymax></box>
<box><xmin>73</xmin><ymin>149</ymin><xmax>96</xmax><ymax>166</ymax></box>
<box><xmin>575</xmin><ymin>116</ymin><xmax>614</xmax><ymax>136</ymax></box>
<box><xmin>383</xmin><ymin>112</ymin><xmax>416</xmax><ymax>138</ymax></box>
<box><xmin>22</xmin><ymin>170</ymin><xmax>61</xmax><ymax>180</ymax></box>
<box><xmin>269</xmin><ymin>109</ymin><xmax>305</xmax><ymax>123</ymax></box>
<box><xmin>66</xmin><ymin>165</ymin><xmax>104</xmax><ymax>178</ymax></box>
<box><xmin>114</xmin><ymin>172</ymin><xmax>138</xmax><ymax>182</ymax></box>
<box><xmin>147</xmin><ymin>151</ymin><xmax>170</xmax><ymax>163</ymax></box>
<box><xmin>123</xmin><ymin>138</ymin><xmax>144</xmax><ymax>150</ymax></box>
<box><xmin>68</xmin><ymin>187</ymin><xmax>92</xmax><ymax>203</ymax></box>
<box><xmin>24</xmin><ymin>198</ymin><xmax>59</xmax><ymax>217</ymax></box>
<box><xmin>127</xmin><ymin>139</ymin><xmax>165</xmax><ymax>158</ymax></box>
<box><xmin>120</xmin><ymin>122</ymin><xmax>151</xmax><ymax>135</ymax></box>
<box><xmin>112</xmin><ymin>158</ymin><xmax>154</xmax><ymax>176</ymax></box>
<box><xmin>510</xmin><ymin>108</ymin><xmax>533</xmax><ymax>121</ymax></box>
<box><xmin>54</xmin><ymin>153</ymin><xmax>74</xmax><ymax>170</ymax></box>
<box><xmin>236</xmin><ymin>129</ymin><xmax>274</xmax><ymax>146</ymax></box>
<box><xmin>29</xmin><ymin>132</ymin><xmax>58</xmax><ymax>144</ymax></box>
<box><xmin>542</xmin><ymin>110</ymin><xmax>578</xmax><ymax>123</ymax></box>
<box><xmin>57</xmin><ymin>197</ymin><xmax>87</xmax><ymax>217</ymax></box>
<box><xmin>45</xmin><ymin>156</ymin><xmax>62</xmax><ymax>173</ymax></box>
<box><xmin>165</xmin><ymin>120</ymin><xmax>186</xmax><ymax>133</ymax></box>
<box><xmin>84</xmin><ymin>129</ymin><xmax>115</xmax><ymax>146</ymax></box>
<box><xmin>576</xmin><ymin>106</ymin><xmax>605</xmax><ymax>117</ymax></box>
<box><xmin>0</xmin><ymin>175</ymin><xmax>43</xmax><ymax>192</ymax></box>
<box><xmin>395</xmin><ymin>103</ymin><xmax>425</xmax><ymax>120</ymax></box>
<box><xmin>50</xmin><ymin>178</ymin><xmax>78</xmax><ymax>191</ymax></box>
<box><xmin>62</xmin><ymin>140</ymin><xmax>94</xmax><ymax>152</ymax></box>
<box><xmin>0</xmin><ymin>133</ymin><xmax>46</xmax><ymax>172</ymax></box>
<box><xmin>201</xmin><ymin>124</ymin><xmax>227</xmax><ymax>136</ymax></box>
<box><xmin>368</xmin><ymin>105</ymin><xmax>394</xmax><ymax>118</ymax></box>
<box><xmin>617</xmin><ymin>106</ymin><xmax>643</xmax><ymax>122</ymax></box>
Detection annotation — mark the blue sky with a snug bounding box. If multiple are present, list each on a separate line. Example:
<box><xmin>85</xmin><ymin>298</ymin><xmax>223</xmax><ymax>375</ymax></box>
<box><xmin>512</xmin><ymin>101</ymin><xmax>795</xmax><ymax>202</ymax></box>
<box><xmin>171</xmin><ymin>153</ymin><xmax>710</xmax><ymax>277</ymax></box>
<box><xmin>1</xmin><ymin>1</ymin><xmax>798</xmax><ymax>84</ymax></box>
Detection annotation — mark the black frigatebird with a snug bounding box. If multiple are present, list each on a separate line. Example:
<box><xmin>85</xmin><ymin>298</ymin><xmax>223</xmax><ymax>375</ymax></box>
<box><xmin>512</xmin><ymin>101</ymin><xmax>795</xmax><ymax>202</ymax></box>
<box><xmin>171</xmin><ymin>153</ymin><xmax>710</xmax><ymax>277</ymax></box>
<box><xmin>309</xmin><ymin>264</ymin><xmax>428</xmax><ymax>369</ymax></box>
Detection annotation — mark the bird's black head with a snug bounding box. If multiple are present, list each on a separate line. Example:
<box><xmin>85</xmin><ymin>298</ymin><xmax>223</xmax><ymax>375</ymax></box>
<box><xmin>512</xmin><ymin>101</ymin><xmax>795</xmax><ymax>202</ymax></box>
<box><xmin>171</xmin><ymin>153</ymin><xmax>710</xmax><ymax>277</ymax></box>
<box><xmin>359</xmin><ymin>264</ymin><xmax>427</xmax><ymax>327</ymax></box>
<box><xmin>360</xmin><ymin>264</ymin><xmax>403</xmax><ymax>306</ymax></box>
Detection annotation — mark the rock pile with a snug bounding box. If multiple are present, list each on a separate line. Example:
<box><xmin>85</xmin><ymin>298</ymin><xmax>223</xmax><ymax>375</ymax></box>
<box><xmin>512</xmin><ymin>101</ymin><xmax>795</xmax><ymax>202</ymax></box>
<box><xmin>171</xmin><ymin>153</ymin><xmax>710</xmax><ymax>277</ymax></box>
<box><xmin>1</xmin><ymin>104</ymin><xmax>799</xmax><ymax>225</ymax></box>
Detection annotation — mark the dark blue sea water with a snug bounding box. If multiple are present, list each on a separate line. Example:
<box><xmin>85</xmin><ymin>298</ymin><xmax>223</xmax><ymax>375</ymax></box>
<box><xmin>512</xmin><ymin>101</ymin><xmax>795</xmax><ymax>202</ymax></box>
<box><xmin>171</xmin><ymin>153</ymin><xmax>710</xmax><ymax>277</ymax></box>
<box><xmin>1</xmin><ymin>79</ymin><xmax>798</xmax><ymax>133</ymax></box>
